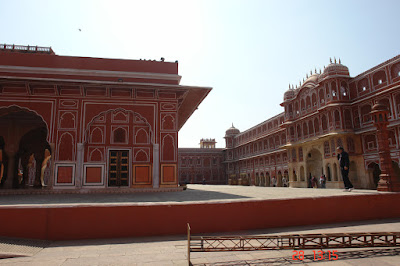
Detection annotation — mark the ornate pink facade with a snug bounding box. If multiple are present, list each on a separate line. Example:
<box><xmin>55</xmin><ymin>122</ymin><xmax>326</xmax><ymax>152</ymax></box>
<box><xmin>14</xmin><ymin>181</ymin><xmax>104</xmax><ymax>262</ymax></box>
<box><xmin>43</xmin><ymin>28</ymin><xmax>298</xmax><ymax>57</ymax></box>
<box><xmin>0</xmin><ymin>44</ymin><xmax>210</xmax><ymax>191</ymax></box>
<box><xmin>224</xmin><ymin>56</ymin><xmax>400</xmax><ymax>189</ymax></box>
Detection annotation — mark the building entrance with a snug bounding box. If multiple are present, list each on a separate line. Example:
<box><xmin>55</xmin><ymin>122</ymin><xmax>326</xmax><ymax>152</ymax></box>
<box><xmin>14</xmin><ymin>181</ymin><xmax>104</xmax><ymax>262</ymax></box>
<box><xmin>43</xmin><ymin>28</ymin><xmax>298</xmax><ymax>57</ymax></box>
<box><xmin>0</xmin><ymin>107</ymin><xmax>50</xmax><ymax>188</ymax></box>
<box><xmin>306</xmin><ymin>149</ymin><xmax>323</xmax><ymax>182</ymax></box>
<box><xmin>108</xmin><ymin>150</ymin><xmax>129</xmax><ymax>187</ymax></box>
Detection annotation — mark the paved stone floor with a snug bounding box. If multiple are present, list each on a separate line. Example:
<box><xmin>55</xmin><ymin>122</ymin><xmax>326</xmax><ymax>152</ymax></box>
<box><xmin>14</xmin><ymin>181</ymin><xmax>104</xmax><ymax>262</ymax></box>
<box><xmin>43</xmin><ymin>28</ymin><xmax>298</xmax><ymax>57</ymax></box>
<box><xmin>0</xmin><ymin>218</ymin><xmax>400</xmax><ymax>265</ymax></box>
<box><xmin>0</xmin><ymin>185</ymin><xmax>392</xmax><ymax>207</ymax></box>
<box><xmin>1</xmin><ymin>185</ymin><xmax>399</xmax><ymax>265</ymax></box>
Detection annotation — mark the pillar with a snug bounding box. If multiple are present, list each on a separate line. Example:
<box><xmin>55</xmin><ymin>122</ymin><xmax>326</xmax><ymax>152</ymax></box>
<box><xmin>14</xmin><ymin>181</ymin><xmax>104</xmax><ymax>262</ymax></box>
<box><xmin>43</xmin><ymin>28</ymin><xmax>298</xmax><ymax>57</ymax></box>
<box><xmin>75</xmin><ymin>143</ymin><xmax>84</xmax><ymax>188</ymax></box>
<box><xmin>371</xmin><ymin>103</ymin><xmax>400</xmax><ymax>192</ymax></box>
<box><xmin>48</xmin><ymin>143</ymin><xmax>55</xmax><ymax>188</ymax></box>
<box><xmin>153</xmin><ymin>144</ymin><xmax>159</xmax><ymax>188</ymax></box>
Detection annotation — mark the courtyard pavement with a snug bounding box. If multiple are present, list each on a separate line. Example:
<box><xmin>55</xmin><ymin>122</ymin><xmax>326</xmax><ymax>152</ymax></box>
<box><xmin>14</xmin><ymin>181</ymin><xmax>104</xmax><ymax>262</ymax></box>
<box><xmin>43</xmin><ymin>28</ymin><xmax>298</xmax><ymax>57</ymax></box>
<box><xmin>0</xmin><ymin>218</ymin><xmax>400</xmax><ymax>265</ymax></box>
<box><xmin>0</xmin><ymin>184</ymin><xmax>392</xmax><ymax>207</ymax></box>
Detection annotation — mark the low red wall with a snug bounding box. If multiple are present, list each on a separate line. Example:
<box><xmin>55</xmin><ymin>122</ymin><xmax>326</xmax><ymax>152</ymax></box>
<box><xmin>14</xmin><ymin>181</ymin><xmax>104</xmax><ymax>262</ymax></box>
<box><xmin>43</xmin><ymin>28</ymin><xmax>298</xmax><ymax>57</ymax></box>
<box><xmin>1</xmin><ymin>193</ymin><xmax>400</xmax><ymax>240</ymax></box>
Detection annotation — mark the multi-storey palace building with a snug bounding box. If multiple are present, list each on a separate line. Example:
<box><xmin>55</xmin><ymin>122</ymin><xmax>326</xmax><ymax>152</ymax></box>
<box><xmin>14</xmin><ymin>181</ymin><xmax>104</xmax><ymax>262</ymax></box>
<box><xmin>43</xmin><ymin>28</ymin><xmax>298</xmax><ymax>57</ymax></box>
<box><xmin>224</xmin><ymin>56</ymin><xmax>400</xmax><ymax>189</ymax></box>
<box><xmin>0</xmin><ymin>44</ymin><xmax>210</xmax><ymax>191</ymax></box>
<box><xmin>178</xmin><ymin>139</ymin><xmax>225</xmax><ymax>184</ymax></box>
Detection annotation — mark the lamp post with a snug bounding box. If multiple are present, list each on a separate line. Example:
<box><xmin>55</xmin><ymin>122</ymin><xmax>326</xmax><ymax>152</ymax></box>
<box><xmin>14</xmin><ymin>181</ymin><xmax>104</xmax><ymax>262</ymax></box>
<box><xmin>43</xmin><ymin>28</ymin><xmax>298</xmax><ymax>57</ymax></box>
<box><xmin>370</xmin><ymin>103</ymin><xmax>400</xmax><ymax>192</ymax></box>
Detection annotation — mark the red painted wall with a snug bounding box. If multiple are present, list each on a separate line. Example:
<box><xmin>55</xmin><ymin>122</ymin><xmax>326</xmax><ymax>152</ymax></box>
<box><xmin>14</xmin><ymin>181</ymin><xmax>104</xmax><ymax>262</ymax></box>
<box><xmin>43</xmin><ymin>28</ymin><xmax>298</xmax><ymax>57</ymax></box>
<box><xmin>0</xmin><ymin>52</ymin><xmax>178</xmax><ymax>75</ymax></box>
<box><xmin>1</xmin><ymin>193</ymin><xmax>399</xmax><ymax>240</ymax></box>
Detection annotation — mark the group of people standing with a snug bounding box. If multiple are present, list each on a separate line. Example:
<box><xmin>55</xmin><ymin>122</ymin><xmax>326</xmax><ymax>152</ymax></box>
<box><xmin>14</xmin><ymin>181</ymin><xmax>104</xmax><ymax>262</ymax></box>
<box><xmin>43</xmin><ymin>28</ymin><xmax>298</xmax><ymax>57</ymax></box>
<box><xmin>308</xmin><ymin>174</ymin><xmax>326</xmax><ymax>188</ymax></box>
<box><xmin>308</xmin><ymin>146</ymin><xmax>354</xmax><ymax>191</ymax></box>
<box><xmin>0</xmin><ymin>146</ymin><xmax>51</xmax><ymax>188</ymax></box>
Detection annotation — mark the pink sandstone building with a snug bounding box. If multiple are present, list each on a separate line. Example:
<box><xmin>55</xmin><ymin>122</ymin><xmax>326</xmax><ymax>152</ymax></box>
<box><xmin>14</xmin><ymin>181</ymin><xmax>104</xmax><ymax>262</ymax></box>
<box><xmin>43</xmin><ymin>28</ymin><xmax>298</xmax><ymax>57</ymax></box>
<box><xmin>223</xmin><ymin>56</ymin><xmax>400</xmax><ymax>189</ymax></box>
<box><xmin>179</xmin><ymin>55</ymin><xmax>400</xmax><ymax>189</ymax></box>
<box><xmin>0</xmin><ymin>44</ymin><xmax>210</xmax><ymax>191</ymax></box>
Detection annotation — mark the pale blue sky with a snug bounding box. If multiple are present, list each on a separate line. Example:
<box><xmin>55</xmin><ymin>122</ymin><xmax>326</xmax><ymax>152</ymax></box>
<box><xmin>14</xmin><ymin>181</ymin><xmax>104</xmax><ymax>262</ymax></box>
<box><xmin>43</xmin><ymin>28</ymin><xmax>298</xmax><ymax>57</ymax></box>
<box><xmin>1</xmin><ymin>0</ymin><xmax>399</xmax><ymax>148</ymax></box>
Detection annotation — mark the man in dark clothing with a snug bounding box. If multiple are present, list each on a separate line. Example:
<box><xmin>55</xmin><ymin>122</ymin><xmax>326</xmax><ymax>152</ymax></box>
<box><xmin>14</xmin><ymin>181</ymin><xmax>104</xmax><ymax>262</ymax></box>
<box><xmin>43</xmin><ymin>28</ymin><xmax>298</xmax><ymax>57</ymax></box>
<box><xmin>337</xmin><ymin>146</ymin><xmax>354</xmax><ymax>191</ymax></box>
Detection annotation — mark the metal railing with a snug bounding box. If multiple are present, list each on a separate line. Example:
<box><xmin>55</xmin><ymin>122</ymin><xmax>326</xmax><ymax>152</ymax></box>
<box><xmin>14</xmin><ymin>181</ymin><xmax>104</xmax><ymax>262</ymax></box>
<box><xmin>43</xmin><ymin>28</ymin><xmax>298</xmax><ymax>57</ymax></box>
<box><xmin>187</xmin><ymin>223</ymin><xmax>400</xmax><ymax>265</ymax></box>
<box><xmin>0</xmin><ymin>44</ymin><xmax>54</xmax><ymax>54</ymax></box>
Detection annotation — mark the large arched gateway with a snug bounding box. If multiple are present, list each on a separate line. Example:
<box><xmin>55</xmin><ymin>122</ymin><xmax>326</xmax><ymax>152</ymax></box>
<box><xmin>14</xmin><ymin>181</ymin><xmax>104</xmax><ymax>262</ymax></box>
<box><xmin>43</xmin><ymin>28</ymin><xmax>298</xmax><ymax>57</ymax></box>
<box><xmin>306</xmin><ymin>149</ymin><xmax>323</xmax><ymax>182</ymax></box>
<box><xmin>0</xmin><ymin>106</ymin><xmax>51</xmax><ymax>188</ymax></box>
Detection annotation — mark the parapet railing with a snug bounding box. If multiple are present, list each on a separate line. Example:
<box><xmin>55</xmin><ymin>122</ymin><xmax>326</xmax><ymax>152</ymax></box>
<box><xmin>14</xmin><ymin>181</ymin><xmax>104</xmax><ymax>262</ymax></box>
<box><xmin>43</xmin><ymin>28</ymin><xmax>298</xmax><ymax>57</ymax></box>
<box><xmin>187</xmin><ymin>223</ymin><xmax>400</xmax><ymax>265</ymax></box>
<box><xmin>0</xmin><ymin>44</ymin><xmax>54</xmax><ymax>54</ymax></box>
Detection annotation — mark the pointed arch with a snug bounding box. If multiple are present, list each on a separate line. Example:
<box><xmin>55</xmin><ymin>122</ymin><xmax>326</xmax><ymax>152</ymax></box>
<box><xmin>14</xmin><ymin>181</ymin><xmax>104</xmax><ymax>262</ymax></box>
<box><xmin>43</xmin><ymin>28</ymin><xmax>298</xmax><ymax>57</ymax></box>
<box><xmin>162</xmin><ymin>134</ymin><xmax>175</xmax><ymax>161</ymax></box>
<box><xmin>59</xmin><ymin>112</ymin><xmax>76</xmax><ymax>129</ymax></box>
<box><xmin>84</xmin><ymin>108</ymin><xmax>153</xmax><ymax>144</ymax></box>
<box><xmin>135</xmin><ymin>149</ymin><xmax>149</xmax><ymax>162</ymax></box>
<box><xmin>90</xmin><ymin>127</ymin><xmax>104</xmax><ymax>144</ymax></box>
<box><xmin>0</xmin><ymin>105</ymin><xmax>50</xmax><ymax>142</ymax></box>
<box><xmin>113</xmin><ymin>127</ymin><xmax>127</xmax><ymax>143</ymax></box>
<box><xmin>162</xmin><ymin>114</ymin><xmax>175</xmax><ymax>130</ymax></box>
<box><xmin>135</xmin><ymin>128</ymin><xmax>149</xmax><ymax>144</ymax></box>
<box><xmin>58</xmin><ymin>132</ymin><xmax>74</xmax><ymax>161</ymax></box>
<box><xmin>89</xmin><ymin>148</ymin><xmax>103</xmax><ymax>162</ymax></box>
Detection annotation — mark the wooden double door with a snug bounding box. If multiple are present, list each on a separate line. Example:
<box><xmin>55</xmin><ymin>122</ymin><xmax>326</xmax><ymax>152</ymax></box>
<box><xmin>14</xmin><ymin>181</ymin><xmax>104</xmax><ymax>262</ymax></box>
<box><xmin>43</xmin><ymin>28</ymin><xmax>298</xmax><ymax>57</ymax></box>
<box><xmin>108</xmin><ymin>150</ymin><xmax>129</xmax><ymax>187</ymax></box>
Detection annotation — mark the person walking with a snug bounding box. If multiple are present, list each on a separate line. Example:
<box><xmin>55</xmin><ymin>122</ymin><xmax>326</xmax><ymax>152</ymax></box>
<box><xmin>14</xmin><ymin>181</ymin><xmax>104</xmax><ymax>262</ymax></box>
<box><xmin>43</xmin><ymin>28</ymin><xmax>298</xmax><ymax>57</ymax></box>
<box><xmin>311</xmin><ymin>175</ymin><xmax>317</xmax><ymax>188</ymax></box>
<box><xmin>282</xmin><ymin>176</ymin><xmax>288</xmax><ymax>187</ymax></box>
<box><xmin>307</xmin><ymin>174</ymin><xmax>312</xmax><ymax>188</ymax></box>
<box><xmin>337</xmin><ymin>146</ymin><xmax>354</xmax><ymax>192</ymax></box>
<box><xmin>320</xmin><ymin>174</ymin><xmax>326</xmax><ymax>188</ymax></box>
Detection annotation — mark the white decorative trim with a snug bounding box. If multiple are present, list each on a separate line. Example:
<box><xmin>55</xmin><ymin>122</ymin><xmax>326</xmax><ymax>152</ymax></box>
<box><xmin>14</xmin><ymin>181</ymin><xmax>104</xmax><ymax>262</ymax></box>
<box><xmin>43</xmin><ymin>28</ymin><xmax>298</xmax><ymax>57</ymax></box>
<box><xmin>161</xmin><ymin>133</ymin><xmax>176</xmax><ymax>162</ymax></box>
<box><xmin>134</xmin><ymin>148</ymin><xmax>150</xmax><ymax>162</ymax></box>
<box><xmin>83</xmin><ymin>164</ymin><xmax>105</xmax><ymax>187</ymax></box>
<box><xmin>59</xmin><ymin>99</ymin><xmax>78</xmax><ymax>109</ymax></box>
<box><xmin>89</xmin><ymin>125</ymin><xmax>105</xmax><ymax>144</ymax></box>
<box><xmin>135</xmin><ymin>127</ymin><xmax>150</xmax><ymax>144</ymax></box>
<box><xmin>87</xmin><ymin>147</ymin><xmax>105</xmax><ymax>162</ymax></box>
<box><xmin>111</xmin><ymin>125</ymin><xmax>129</xmax><ymax>144</ymax></box>
<box><xmin>57</xmin><ymin>131</ymin><xmax>76</xmax><ymax>161</ymax></box>
<box><xmin>0</xmin><ymin>102</ymin><xmax>54</xmax><ymax>142</ymax></box>
<box><xmin>58</xmin><ymin>111</ymin><xmax>77</xmax><ymax>129</ymax></box>
<box><xmin>82</xmin><ymin>105</ymin><xmax>155</xmax><ymax>144</ymax></box>
<box><xmin>161</xmin><ymin>113</ymin><xmax>176</xmax><ymax>131</ymax></box>
<box><xmin>0</xmin><ymin>65</ymin><xmax>181</xmax><ymax>82</ymax></box>
<box><xmin>54</xmin><ymin>163</ymin><xmax>76</xmax><ymax>186</ymax></box>
<box><xmin>112</xmin><ymin>110</ymin><xmax>129</xmax><ymax>123</ymax></box>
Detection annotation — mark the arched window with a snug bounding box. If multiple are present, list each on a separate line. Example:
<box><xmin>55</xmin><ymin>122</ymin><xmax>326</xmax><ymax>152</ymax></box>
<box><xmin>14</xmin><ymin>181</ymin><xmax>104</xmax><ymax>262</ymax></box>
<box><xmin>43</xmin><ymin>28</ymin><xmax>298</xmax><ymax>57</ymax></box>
<box><xmin>347</xmin><ymin>137</ymin><xmax>355</xmax><ymax>153</ymax></box>
<box><xmin>299</xmin><ymin>147</ymin><xmax>303</xmax><ymax>161</ymax></box>
<box><xmin>372</xmin><ymin>70</ymin><xmax>387</xmax><ymax>87</ymax></box>
<box><xmin>297</xmin><ymin>124</ymin><xmax>302</xmax><ymax>139</ymax></box>
<box><xmin>290</xmin><ymin>127</ymin><xmax>295</xmax><ymax>141</ymax></box>
<box><xmin>301</xmin><ymin>99</ymin><xmax>305</xmax><ymax>112</ymax></box>
<box><xmin>344</xmin><ymin>109</ymin><xmax>352</xmax><ymax>129</ymax></box>
<box><xmin>334</xmin><ymin>110</ymin><xmax>341</xmax><ymax>128</ymax></box>
<box><xmin>331</xmin><ymin>82</ymin><xmax>337</xmax><ymax>97</ymax></box>
<box><xmin>312</xmin><ymin>93</ymin><xmax>317</xmax><ymax>107</ymax></box>
<box><xmin>314</xmin><ymin>118</ymin><xmax>320</xmax><ymax>134</ymax></box>
<box><xmin>377</xmin><ymin>98</ymin><xmax>391</xmax><ymax>118</ymax></box>
<box><xmin>322</xmin><ymin>115</ymin><xmax>328</xmax><ymax>131</ymax></box>
<box><xmin>319</xmin><ymin>89</ymin><xmax>325</xmax><ymax>104</ymax></box>
<box><xmin>294</xmin><ymin>102</ymin><xmax>299</xmax><ymax>116</ymax></box>
<box><xmin>306</xmin><ymin>96</ymin><xmax>311</xmax><ymax>110</ymax></box>
<box><xmin>361</xmin><ymin>104</ymin><xmax>372</xmax><ymax>123</ymax></box>
<box><xmin>303</xmin><ymin>123</ymin><xmax>308</xmax><ymax>138</ymax></box>
<box><xmin>324</xmin><ymin>141</ymin><xmax>330</xmax><ymax>157</ymax></box>
<box><xmin>113</xmin><ymin>127</ymin><xmax>127</xmax><ymax>143</ymax></box>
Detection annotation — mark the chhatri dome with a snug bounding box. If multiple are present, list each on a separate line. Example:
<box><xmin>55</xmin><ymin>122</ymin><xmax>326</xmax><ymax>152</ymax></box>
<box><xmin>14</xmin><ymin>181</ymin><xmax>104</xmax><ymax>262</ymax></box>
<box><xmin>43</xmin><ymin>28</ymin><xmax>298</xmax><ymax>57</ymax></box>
<box><xmin>225</xmin><ymin>123</ymin><xmax>240</xmax><ymax>136</ymax></box>
<box><xmin>319</xmin><ymin>57</ymin><xmax>350</xmax><ymax>80</ymax></box>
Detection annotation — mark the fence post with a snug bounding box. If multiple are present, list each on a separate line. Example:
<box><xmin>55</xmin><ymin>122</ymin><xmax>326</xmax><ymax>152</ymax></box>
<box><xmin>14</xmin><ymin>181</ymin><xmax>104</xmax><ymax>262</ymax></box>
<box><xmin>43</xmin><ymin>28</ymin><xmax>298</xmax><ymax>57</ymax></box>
<box><xmin>187</xmin><ymin>223</ymin><xmax>191</xmax><ymax>266</ymax></box>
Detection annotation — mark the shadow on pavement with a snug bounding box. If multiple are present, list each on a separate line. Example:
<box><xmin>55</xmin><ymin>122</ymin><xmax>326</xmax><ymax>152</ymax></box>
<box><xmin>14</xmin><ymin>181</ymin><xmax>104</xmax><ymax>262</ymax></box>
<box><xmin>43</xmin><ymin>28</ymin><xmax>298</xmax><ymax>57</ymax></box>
<box><xmin>196</xmin><ymin>247</ymin><xmax>400</xmax><ymax>265</ymax></box>
<box><xmin>0</xmin><ymin>188</ymin><xmax>250</xmax><ymax>205</ymax></box>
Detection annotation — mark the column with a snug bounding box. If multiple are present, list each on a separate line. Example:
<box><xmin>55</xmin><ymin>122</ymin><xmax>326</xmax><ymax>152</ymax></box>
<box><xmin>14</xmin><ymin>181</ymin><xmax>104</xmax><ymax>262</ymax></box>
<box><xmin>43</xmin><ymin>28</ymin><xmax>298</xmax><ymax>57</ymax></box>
<box><xmin>153</xmin><ymin>144</ymin><xmax>159</xmax><ymax>188</ymax></box>
<box><xmin>75</xmin><ymin>143</ymin><xmax>84</xmax><ymax>188</ymax></box>
<box><xmin>49</xmin><ymin>143</ymin><xmax>55</xmax><ymax>188</ymax></box>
